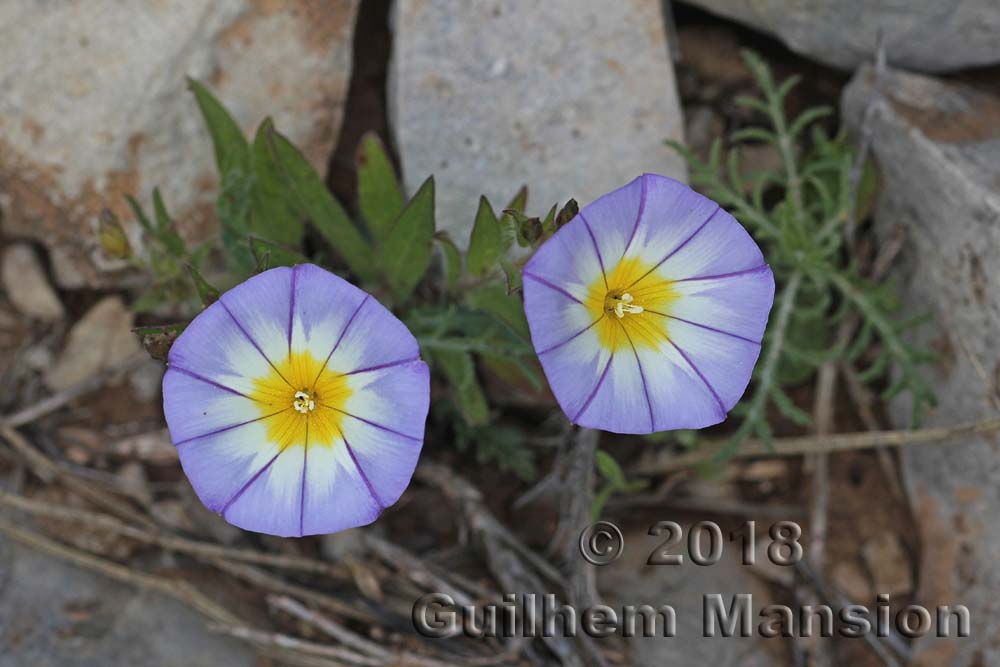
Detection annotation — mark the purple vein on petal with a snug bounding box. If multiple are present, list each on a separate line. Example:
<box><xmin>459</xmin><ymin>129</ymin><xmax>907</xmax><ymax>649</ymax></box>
<box><xmin>167</xmin><ymin>366</ymin><xmax>253</xmax><ymax>400</ymax></box>
<box><xmin>313</xmin><ymin>295</ymin><xmax>370</xmax><ymax>386</ymax></box>
<box><xmin>669</xmin><ymin>340</ymin><xmax>727</xmax><ymax>418</ymax></box>
<box><xmin>672</xmin><ymin>264</ymin><xmax>770</xmax><ymax>283</ymax></box>
<box><xmin>342</xmin><ymin>433</ymin><xmax>384</xmax><ymax>510</ymax></box>
<box><xmin>321</xmin><ymin>403</ymin><xmax>422</xmax><ymax>442</ymax></box>
<box><xmin>538</xmin><ymin>315</ymin><xmax>604</xmax><ymax>355</ymax></box>
<box><xmin>624</xmin><ymin>203</ymin><xmax>721</xmax><ymax>291</ymax></box>
<box><xmin>622</xmin><ymin>173</ymin><xmax>650</xmax><ymax>257</ymax></box>
<box><xmin>523</xmin><ymin>272</ymin><xmax>583</xmax><ymax>305</ymax></box>
<box><xmin>572</xmin><ymin>354</ymin><xmax>614</xmax><ymax>423</ymax></box>
<box><xmin>344</xmin><ymin>356</ymin><xmax>421</xmax><ymax>376</ymax></box>
<box><xmin>299</xmin><ymin>418</ymin><xmax>309</xmax><ymax>537</ymax></box>
<box><xmin>645</xmin><ymin>310</ymin><xmax>762</xmax><ymax>345</ymax></box>
<box><xmin>220</xmin><ymin>450</ymin><xmax>282</xmax><ymax>517</ymax></box>
<box><xmin>219</xmin><ymin>298</ymin><xmax>294</xmax><ymax>389</ymax></box>
<box><xmin>579</xmin><ymin>212</ymin><xmax>608</xmax><ymax>291</ymax></box>
<box><xmin>620</xmin><ymin>328</ymin><xmax>655</xmax><ymax>432</ymax></box>
<box><xmin>288</xmin><ymin>264</ymin><xmax>298</xmax><ymax>362</ymax></box>
<box><xmin>174</xmin><ymin>406</ymin><xmax>293</xmax><ymax>447</ymax></box>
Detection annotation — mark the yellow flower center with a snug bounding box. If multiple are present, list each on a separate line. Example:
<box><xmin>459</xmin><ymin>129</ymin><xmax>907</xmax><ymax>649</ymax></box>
<box><xmin>249</xmin><ymin>350</ymin><xmax>353</xmax><ymax>450</ymax></box>
<box><xmin>586</xmin><ymin>256</ymin><xmax>679</xmax><ymax>351</ymax></box>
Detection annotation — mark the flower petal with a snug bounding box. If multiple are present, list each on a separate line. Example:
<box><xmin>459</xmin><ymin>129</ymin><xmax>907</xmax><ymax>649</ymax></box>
<box><xmin>162</xmin><ymin>367</ymin><xmax>264</xmax><ymax>443</ymax></box>
<box><xmin>573</xmin><ymin>350</ymin><xmax>654</xmax><ymax>434</ymax></box>
<box><xmin>667</xmin><ymin>318</ymin><xmax>765</xmax><ymax>412</ymax></box>
<box><xmin>654</xmin><ymin>207</ymin><xmax>765</xmax><ymax>281</ymax></box>
<box><xmin>344</xmin><ymin>361</ymin><xmax>431</xmax><ymax>440</ymax></box>
<box><xmin>577</xmin><ymin>174</ymin><xmax>644</xmax><ymax>273</ymax></box>
<box><xmin>668</xmin><ymin>267</ymin><xmax>775</xmax><ymax>343</ymax></box>
<box><xmin>223</xmin><ymin>445</ymin><xmax>305</xmax><ymax>537</ymax></box>
<box><xmin>301</xmin><ymin>443</ymin><xmax>382</xmax><ymax>535</ymax></box>
<box><xmin>217</xmin><ymin>266</ymin><xmax>294</xmax><ymax>370</ymax></box>
<box><xmin>533</xmin><ymin>327</ymin><xmax>610</xmax><ymax>423</ymax></box>
<box><xmin>523</xmin><ymin>214</ymin><xmax>604</xmax><ymax>302</ymax></box>
<box><xmin>290</xmin><ymin>263</ymin><xmax>369</xmax><ymax>365</ymax></box>
<box><xmin>639</xmin><ymin>343</ymin><xmax>728</xmax><ymax>431</ymax></box>
<box><xmin>324</xmin><ymin>296</ymin><xmax>420</xmax><ymax>374</ymax></box>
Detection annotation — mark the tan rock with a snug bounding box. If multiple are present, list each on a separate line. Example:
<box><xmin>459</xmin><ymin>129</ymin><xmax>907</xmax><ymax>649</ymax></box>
<box><xmin>861</xmin><ymin>533</ymin><xmax>913</xmax><ymax>596</ymax></box>
<box><xmin>0</xmin><ymin>0</ymin><xmax>359</xmax><ymax>287</ymax></box>
<box><xmin>1</xmin><ymin>243</ymin><xmax>64</xmax><ymax>321</ymax></box>
<box><xmin>831</xmin><ymin>560</ymin><xmax>873</xmax><ymax>602</ymax></box>
<box><xmin>45</xmin><ymin>296</ymin><xmax>140</xmax><ymax>390</ymax></box>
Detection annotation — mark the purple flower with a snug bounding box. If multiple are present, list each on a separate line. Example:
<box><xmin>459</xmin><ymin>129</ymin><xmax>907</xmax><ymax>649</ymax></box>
<box><xmin>162</xmin><ymin>264</ymin><xmax>429</xmax><ymax>537</ymax></box>
<box><xmin>523</xmin><ymin>174</ymin><xmax>775</xmax><ymax>434</ymax></box>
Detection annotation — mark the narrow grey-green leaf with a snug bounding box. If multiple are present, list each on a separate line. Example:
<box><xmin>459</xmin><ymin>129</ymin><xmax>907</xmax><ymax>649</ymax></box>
<box><xmin>466</xmin><ymin>284</ymin><xmax>530</xmax><ymax>340</ymax></box>
<box><xmin>264</xmin><ymin>126</ymin><xmax>375</xmax><ymax>282</ymax></box>
<box><xmin>185</xmin><ymin>263</ymin><xmax>220</xmax><ymax>307</ymax></box>
<box><xmin>187</xmin><ymin>78</ymin><xmax>249</xmax><ymax>176</ymax></box>
<box><xmin>250</xmin><ymin>118</ymin><xmax>304</xmax><ymax>247</ymax></box>
<box><xmin>595</xmin><ymin>450</ymin><xmax>626</xmax><ymax>487</ymax></box>
<box><xmin>433</xmin><ymin>349</ymin><xmax>489</xmax><ymax>426</ymax></box>
<box><xmin>435</xmin><ymin>232</ymin><xmax>462</xmax><ymax>290</ymax></box>
<box><xmin>380</xmin><ymin>176</ymin><xmax>435</xmax><ymax>302</ymax></box>
<box><xmin>466</xmin><ymin>196</ymin><xmax>501</xmax><ymax>276</ymax></box>
<box><xmin>357</xmin><ymin>132</ymin><xmax>404</xmax><ymax>244</ymax></box>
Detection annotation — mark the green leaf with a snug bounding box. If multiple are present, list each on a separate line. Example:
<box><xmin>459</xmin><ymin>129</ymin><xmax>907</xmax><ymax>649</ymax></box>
<box><xmin>264</xmin><ymin>126</ymin><xmax>376</xmax><ymax>282</ymax></box>
<box><xmin>250</xmin><ymin>118</ymin><xmax>304</xmax><ymax>247</ymax></box>
<box><xmin>595</xmin><ymin>450</ymin><xmax>626</xmax><ymax>487</ymax></box>
<box><xmin>435</xmin><ymin>232</ymin><xmax>462</xmax><ymax>291</ymax></box>
<box><xmin>249</xmin><ymin>236</ymin><xmax>308</xmax><ymax>269</ymax></box>
<box><xmin>188</xmin><ymin>79</ymin><xmax>249</xmax><ymax>176</ymax></box>
<box><xmin>433</xmin><ymin>349</ymin><xmax>489</xmax><ymax>426</ymax></box>
<box><xmin>506</xmin><ymin>185</ymin><xmax>528</xmax><ymax>214</ymax></box>
<box><xmin>151</xmin><ymin>188</ymin><xmax>185</xmax><ymax>255</ymax></box>
<box><xmin>185</xmin><ymin>263</ymin><xmax>220</xmax><ymax>307</ymax></box>
<box><xmin>380</xmin><ymin>176</ymin><xmax>435</xmax><ymax>301</ymax></box>
<box><xmin>356</xmin><ymin>132</ymin><xmax>404</xmax><ymax>244</ymax></box>
<box><xmin>499</xmin><ymin>256</ymin><xmax>523</xmax><ymax>294</ymax></box>
<box><xmin>124</xmin><ymin>195</ymin><xmax>154</xmax><ymax>235</ymax></box>
<box><xmin>465</xmin><ymin>284</ymin><xmax>530</xmax><ymax>340</ymax></box>
<box><xmin>466</xmin><ymin>196</ymin><xmax>501</xmax><ymax>276</ymax></box>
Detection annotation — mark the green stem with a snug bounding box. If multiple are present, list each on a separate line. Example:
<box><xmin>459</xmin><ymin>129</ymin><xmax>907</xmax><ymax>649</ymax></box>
<box><xmin>716</xmin><ymin>270</ymin><xmax>803</xmax><ymax>462</ymax></box>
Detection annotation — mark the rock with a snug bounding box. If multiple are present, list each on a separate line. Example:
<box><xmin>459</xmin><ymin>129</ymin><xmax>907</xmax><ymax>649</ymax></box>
<box><xmin>843</xmin><ymin>65</ymin><xmax>1000</xmax><ymax>667</ymax></box>
<box><xmin>1</xmin><ymin>244</ymin><xmax>64</xmax><ymax>321</ymax></box>
<box><xmin>861</xmin><ymin>534</ymin><xmax>913</xmax><ymax>596</ymax></box>
<box><xmin>391</xmin><ymin>0</ymin><xmax>686</xmax><ymax>243</ymax></box>
<box><xmin>0</xmin><ymin>542</ymin><xmax>254</xmax><ymax>667</ymax></box>
<box><xmin>684</xmin><ymin>105</ymin><xmax>725</xmax><ymax>162</ymax></box>
<box><xmin>0</xmin><ymin>0</ymin><xmax>359</xmax><ymax>288</ymax></box>
<box><xmin>681</xmin><ymin>0</ymin><xmax>1000</xmax><ymax>73</ymax></box>
<box><xmin>831</xmin><ymin>561</ymin><xmax>873</xmax><ymax>603</ymax></box>
<box><xmin>601</xmin><ymin>524</ymin><xmax>780</xmax><ymax>665</ymax></box>
<box><xmin>45</xmin><ymin>296</ymin><xmax>140</xmax><ymax>390</ymax></box>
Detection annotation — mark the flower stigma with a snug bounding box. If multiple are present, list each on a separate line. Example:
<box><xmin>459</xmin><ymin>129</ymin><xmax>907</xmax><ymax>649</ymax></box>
<box><xmin>609</xmin><ymin>292</ymin><xmax>644</xmax><ymax>319</ymax></box>
<box><xmin>293</xmin><ymin>390</ymin><xmax>316</xmax><ymax>414</ymax></box>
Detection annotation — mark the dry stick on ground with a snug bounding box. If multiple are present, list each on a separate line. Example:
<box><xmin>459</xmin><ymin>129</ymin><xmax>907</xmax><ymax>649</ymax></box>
<box><xmin>0</xmin><ymin>424</ymin><xmax>157</xmax><ymax>529</ymax></box>
<box><xmin>0</xmin><ymin>515</ymin><xmax>242</xmax><ymax>627</ymax></box>
<box><xmin>633</xmin><ymin>416</ymin><xmax>1000</xmax><ymax>474</ymax></box>
<box><xmin>549</xmin><ymin>427</ymin><xmax>609</xmax><ymax>667</ymax></box>
<box><xmin>270</xmin><ymin>596</ymin><xmax>503</xmax><ymax>667</ymax></box>
<box><xmin>416</xmin><ymin>462</ymin><xmax>590</xmax><ymax>667</ymax></box>
<box><xmin>1</xmin><ymin>354</ymin><xmax>149</xmax><ymax>428</ymax></box>
<box><xmin>0</xmin><ymin>490</ymin><xmax>352</xmax><ymax>582</ymax></box>
<box><xmin>211</xmin><ymin>624</ymin><xmax>379</xmax><ymax>667</ymax></box>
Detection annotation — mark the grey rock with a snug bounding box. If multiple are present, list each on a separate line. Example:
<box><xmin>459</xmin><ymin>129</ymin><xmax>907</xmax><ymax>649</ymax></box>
<box><xmin>600</xmin><ymin>524</ymin><xmax>780</xmax><ymax>665</ymax></box>
<box><xmin>0</xmin><ymin>542</ymin><xmax>255</xmax><ymax>667</ymax></box>
<box><xmin>390</xmin><ymin>0</ymin><xmax>686</xmax><ymax>244</ymax></box>
<box><xmin>1</xmin><ymin>243</ymin><xmax>64</xmax><ymax>321</ymax></box>
<box><xmin>0</xmin><ymin>0</ymin><xmax>359</xmax><ymax>288</ymax></box>
<box><xmin>45</xmin><ymin>296</ymin><xmax>140</xmax><ymax>390</ymax></box>
<box><xmin>683</xmin><ymin>0</ymin><xmax>1000</xmax><ymax>73</ymax></box>
<box><xmin>843</xmin><ymin>65</ymin><xmax>1000</xmax><ymax>667</ymax></box>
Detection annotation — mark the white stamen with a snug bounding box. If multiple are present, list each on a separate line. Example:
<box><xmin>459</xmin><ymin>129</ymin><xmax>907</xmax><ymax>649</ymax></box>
<box><xmin>293</xmin><ymin>390</ymin><xmax>316</xmax><ymax>414</ymax></box>
<box><xmin>613</xmin><ymin>292</ymin><xmax>644</xmax><ymax>319</ymax></box>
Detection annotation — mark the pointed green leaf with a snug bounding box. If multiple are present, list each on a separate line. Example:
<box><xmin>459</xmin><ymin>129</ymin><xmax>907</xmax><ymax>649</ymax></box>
<box><xmin>506</xmin><ymin>185</ymin><xmax>528</xmax><ymax>213</ymax></box>
<box><xmin>250</xmin><ymin>118</ymin><xmax>304</xmax><ymax>247</ymax></box>
<box><xmin>435</xmin><ymin>232</ymin><xmax>462</xmax><ymax>290</ymax></box>
<box><xmin>188</xmin><ymin>79</ymin><xmax>249</xmax><ymax>176</ymax></box>
<box><xmin>124</xmin><ymin>195</ymin><xmax>154</xmax><ymax>235</ymax></box>
<box><xmin>595</xmin><ymin>450</ymin><xmax>626</xmax><ymax>487</ymax></box>
<box><xmin>356</xmin><ymin>132</ymin><xmax>404</xmax><ymax>244</ymax></box>
<box><xmin>185</xmin><ymin>263</ymin><xmax>220</xmax><ymax>307</ymax></box>
<box><xmin>433</xmin><ymin>349</ymin><xmax>489</xmax><ymax>426</ymax></box>
<box><xmin>466</xmin><ymin>196</ymin><xmax>501</xmax><ymax>277</ymax></box>
<box><xmin>380</xmin><ymin>176</ymin><xmax>435</xmax><ymax>301</ymax></box>
<box><xmin>466</xmin><ymin>284</ymin><xmax>530</xmax><ymax>340</ymax></box>
<box><xmin>499</xmin><ymin>256</ymin><xmax>523</xmax><ymax>294</ymax></box>
<box><xmin>249</xmin><ymin>236</ymin><xmax>308</xmax><ymax>269</ymax></box>
<box><xmin>152</xmin><ymin>188</ymin><xmax>185</xmax><ymax>255</ymax></box>
<box><xmin>264</xmin><ymin>126</ymin><xmax>375</xmax><ymax>282</ymax></box>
